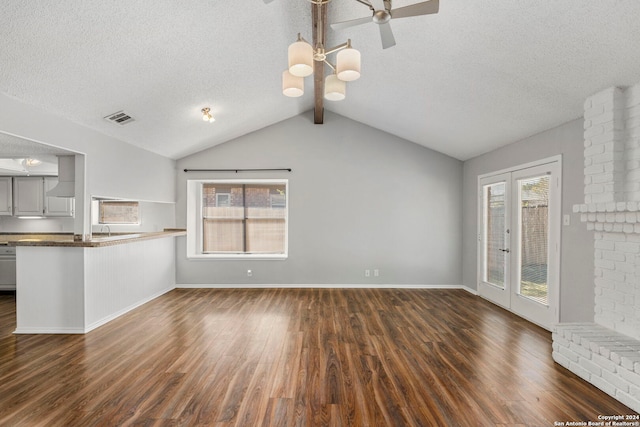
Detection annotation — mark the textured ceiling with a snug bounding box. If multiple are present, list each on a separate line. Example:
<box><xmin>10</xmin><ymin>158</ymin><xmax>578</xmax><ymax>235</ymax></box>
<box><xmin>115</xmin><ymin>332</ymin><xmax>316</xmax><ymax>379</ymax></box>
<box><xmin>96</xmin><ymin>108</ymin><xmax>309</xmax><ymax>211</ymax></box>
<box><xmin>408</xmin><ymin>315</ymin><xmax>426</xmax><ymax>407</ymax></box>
<box><xmin>1</xmin><ymin>1</ymin><xmax>640</xmax><ymax>161</ymax></box>
<box><xmin>0</xmin><ymin>132</ymin><xmax>72</xmax><ymax>175</ymax></box>
<box><xmin>0</xmin><ymin>132</ymin><xmax>76</xmax><ymax>157</ymax></box>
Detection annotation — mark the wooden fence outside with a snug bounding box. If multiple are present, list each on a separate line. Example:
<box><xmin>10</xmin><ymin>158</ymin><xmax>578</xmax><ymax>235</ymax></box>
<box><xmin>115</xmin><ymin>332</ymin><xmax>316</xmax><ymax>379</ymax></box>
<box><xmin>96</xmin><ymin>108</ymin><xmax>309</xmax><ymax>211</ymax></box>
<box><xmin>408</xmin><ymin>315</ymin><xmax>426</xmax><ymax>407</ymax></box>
<box><xmin>486</xmin><ymin>205</ymin><xmax>548</xmax><ymax>284</ymax></box>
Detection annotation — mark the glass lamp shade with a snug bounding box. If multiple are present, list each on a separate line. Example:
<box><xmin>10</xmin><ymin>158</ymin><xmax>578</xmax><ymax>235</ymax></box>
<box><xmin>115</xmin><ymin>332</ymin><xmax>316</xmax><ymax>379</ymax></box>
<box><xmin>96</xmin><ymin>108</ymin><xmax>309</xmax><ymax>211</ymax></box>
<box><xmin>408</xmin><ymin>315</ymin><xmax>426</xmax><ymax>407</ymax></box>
<box><xmin>288</xmin><ymin>40</ymin><xmax>314</xmax><ymax>77</ymax></box>
<box><xmin>336</xmin><ymin>47</ymin><xmax>361</xmax><ymax>81</ymax></box>
<box><xmin>201</xmin><ymin>107</ymin><xmax>214</xmax><ymax>122</ymax></box>
<box><xmin>282</xmin><ymin>70</ymin><xmax>304</xmax><ymax>97</ymax></box>
<box><xmin>324</xmin><ymin>74</ymin><xmax>346</xmax><ymax>101</ymax></box>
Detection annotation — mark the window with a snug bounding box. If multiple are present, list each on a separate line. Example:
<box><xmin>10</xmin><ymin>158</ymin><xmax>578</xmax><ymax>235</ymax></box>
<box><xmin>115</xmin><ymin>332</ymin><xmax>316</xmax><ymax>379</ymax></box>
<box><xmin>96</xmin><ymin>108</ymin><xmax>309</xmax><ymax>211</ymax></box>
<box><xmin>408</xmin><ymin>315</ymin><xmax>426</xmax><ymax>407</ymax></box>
<box><xmin>216</xmin><ymin>193</ymin><xmax>231</xmax><ymax>207</ymax></box>
<box><xmin>270</xmin><ymin>193</ymin><xmax>286</xmax><ymax>208</ymax></box>
<box><xmin>187</xmin><ymin>179</ymin><xmax>288</xmax><ymax>259</ymax></box>
<box><xmin>98</xmin><ymin>200</ymin><xmax>140</xmax><ymax>225</ymax></box>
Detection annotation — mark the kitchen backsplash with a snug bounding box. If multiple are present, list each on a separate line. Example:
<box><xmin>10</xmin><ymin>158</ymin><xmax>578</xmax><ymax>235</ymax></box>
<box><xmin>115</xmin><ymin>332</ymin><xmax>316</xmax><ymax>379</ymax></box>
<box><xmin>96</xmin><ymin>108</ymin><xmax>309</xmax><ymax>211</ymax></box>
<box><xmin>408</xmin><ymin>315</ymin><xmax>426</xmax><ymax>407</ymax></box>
<box><xmin>0</xmin><ymin>216</ymin><xmax>74</xmax><ymax>233</ymax></box>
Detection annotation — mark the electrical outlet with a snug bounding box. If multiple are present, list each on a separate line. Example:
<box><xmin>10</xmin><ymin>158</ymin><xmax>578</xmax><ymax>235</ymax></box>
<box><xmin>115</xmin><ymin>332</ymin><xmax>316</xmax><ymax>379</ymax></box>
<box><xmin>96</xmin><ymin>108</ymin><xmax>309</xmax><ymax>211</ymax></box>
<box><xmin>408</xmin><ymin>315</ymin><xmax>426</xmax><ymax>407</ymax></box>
<box><xmin>563</xmin><ymin>214</ymin><xmax>571</xmax><ymax>226</ymax></box>
<box><xmin>374</xmin><ymin>269</ymin><xmax>379</xmax><ymax>277</ymax></box>
<box><xmin>247</xmin><ymin>269</ymin><xmax>252</xmax><ymax>277</ymax></box>
<box><xmin>365</xmin><ymin>269</ymin><xmax>370</xmax><ymax>277</ymax></box>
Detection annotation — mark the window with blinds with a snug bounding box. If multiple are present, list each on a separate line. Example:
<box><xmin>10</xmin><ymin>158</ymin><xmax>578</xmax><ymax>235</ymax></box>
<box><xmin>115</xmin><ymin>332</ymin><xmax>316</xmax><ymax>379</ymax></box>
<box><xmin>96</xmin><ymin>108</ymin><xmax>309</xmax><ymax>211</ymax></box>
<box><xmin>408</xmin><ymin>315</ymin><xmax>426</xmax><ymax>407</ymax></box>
<box><xmin>518</xmin><ymin>175</ymin><xmax>549</xmax><ymax>305</ymax></box>
<box><xmin>483</xmin><ymin>182</ymin><xmax>506</xmax><ymax>288</ymax></box>
<box><xmin>201</xmin><ymin>181</ymin><xmax>287</xmax><ymax>256</ymax></box>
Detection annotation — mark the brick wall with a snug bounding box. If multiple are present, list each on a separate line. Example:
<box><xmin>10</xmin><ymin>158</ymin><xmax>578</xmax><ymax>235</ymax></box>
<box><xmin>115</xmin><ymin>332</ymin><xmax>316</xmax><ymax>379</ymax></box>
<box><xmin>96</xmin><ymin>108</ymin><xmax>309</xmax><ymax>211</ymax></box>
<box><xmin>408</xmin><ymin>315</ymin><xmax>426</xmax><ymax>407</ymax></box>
<box><xmin>553</xmin><ymin>323</ymin><xmax>640</xmax><ymax>412</ymax></box>
<box><xmin>554</xmin><ymin>83</ymin><xmax>640</xmax><ymax>413</ymax></box>
<box><xmin>575</xmin><ymin>84</ymin><xmax>640</xmax><ymax>339</ymax></box>
<box><xmin>583</xmin><ymin>87</ymin><xmax>626</xmax><ymax>204</ymax></box>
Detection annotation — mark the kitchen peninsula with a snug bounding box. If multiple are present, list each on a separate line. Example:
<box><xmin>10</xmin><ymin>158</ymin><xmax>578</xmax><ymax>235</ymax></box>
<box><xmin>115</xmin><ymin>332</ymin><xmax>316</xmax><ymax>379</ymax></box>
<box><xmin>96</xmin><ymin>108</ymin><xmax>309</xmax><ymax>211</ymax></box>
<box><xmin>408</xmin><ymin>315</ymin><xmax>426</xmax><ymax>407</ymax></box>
<box><xmin>11</xmin><ymin>229</ymin><xmax>185</xmax><ymax>334</ymax></box>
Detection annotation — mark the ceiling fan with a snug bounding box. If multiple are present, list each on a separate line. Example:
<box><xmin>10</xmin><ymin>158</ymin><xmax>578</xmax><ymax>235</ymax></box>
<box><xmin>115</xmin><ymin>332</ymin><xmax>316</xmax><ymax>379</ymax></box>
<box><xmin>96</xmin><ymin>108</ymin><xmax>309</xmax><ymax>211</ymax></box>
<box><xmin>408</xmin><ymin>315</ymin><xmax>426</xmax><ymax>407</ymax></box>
<box><xmin>331</xmin><ymin>0</ymin><xmax>439</xmax><ymax>49</ymax></box>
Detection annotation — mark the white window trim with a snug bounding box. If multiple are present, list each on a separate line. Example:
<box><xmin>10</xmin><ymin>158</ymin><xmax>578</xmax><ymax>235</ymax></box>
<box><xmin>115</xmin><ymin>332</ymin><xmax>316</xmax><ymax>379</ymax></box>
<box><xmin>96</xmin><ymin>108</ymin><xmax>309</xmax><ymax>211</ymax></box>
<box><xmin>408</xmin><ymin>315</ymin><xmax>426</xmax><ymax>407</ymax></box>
<box><xmin>186</xmin><ymin>179</ymin><xmax>289</xmax><ymax>260</ymax></box>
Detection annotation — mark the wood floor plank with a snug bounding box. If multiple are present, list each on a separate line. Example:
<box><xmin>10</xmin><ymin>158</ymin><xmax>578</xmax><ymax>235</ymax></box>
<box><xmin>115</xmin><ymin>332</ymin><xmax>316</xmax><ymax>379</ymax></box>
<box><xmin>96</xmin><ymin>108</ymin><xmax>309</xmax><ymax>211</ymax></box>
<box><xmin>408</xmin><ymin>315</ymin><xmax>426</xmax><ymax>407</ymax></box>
<box><xmin>0</xmin><ymin>288</ymin><xmax>637</xmax><ymax>426</ymax></box>
<box><xmin>269</xmin><ymin>331</ymin><xmax>303</xmax><ymax>399</ymax></box>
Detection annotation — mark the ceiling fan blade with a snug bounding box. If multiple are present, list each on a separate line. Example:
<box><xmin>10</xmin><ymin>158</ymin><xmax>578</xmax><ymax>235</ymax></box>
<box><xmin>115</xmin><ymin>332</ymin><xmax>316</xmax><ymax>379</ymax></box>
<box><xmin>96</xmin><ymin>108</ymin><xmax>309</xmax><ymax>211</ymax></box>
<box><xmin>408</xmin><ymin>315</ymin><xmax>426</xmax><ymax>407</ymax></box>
<box><xmin>331</xmin><ymin>16</ymin><xmax>373</xmax><ymax>31</ymax></box>
<box><xmin>391</xmin><ymin>0</ymin><xmax>439</xmax><ymax>19</ymax></box>
<box><xmin>378</xmin><ymin>22</ymin><xmax>396</xmax><ymax>49</ymax></box>
<box><xmin>370</xmin><ymin>0</ymin><xmax>386</xmax><ymax>12</ymax></box>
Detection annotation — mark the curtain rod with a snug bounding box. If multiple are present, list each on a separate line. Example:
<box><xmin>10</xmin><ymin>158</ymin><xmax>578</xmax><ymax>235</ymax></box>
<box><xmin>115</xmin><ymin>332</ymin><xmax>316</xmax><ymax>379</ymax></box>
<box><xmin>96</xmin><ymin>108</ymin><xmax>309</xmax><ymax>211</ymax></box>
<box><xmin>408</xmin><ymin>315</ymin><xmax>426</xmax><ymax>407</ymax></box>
<box><xmin>183</xmin><ymin>168</ymin><xmax>292</xmax><ymax>173</ymax></box>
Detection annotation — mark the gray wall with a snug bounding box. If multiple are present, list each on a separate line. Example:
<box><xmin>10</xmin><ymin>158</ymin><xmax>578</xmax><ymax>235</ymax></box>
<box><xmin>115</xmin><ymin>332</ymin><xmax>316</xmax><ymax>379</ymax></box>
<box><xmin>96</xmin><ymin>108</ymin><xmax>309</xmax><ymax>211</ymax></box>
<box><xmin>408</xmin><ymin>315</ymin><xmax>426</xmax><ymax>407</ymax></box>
<box><xmin>0</xmin><ymin>93</ymin><xmax>176</xmax><ymax>203</ymax></box>
<box><xmin>0</xmin><ymin>93</ymin><xmax>177</xmax><ymax>234</ymax></box>
<box><xmin>176</xmin><ymin>112</ymin><xmax>463</xmax><ymax>286</ymax></box>
<box><xmin>90</xmin><ymin>200</ymin><xmax>175</xmax><ymax>234</ymax></box>
<box><xmin>462</xmin><ymin>118</ymin><xmax>594</xmax><ymax>322</ymax></box>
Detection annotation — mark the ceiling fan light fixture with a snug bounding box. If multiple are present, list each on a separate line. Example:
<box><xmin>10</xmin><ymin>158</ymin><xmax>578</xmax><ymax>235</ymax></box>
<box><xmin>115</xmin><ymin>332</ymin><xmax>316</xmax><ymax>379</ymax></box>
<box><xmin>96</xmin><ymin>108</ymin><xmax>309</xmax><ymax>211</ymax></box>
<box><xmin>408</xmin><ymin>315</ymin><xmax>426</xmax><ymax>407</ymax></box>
<box><xmin>336</xmin><ymin>46</ymin><xmax>361</xmax><ymax>81</ymax></box>
<box><xmin>282</xmin><ymin>70</ymin><xmax>304</xmax><ymax>97</ymax></box>
<box><xmin>324</xmin><ymin>74</ymin><xmax>346</xmax><ymax>101</ymax></box>
<box><xmin>288</xmin><ymin>37</ymin><xmax>314</xmax><ymax>77</ymax></box>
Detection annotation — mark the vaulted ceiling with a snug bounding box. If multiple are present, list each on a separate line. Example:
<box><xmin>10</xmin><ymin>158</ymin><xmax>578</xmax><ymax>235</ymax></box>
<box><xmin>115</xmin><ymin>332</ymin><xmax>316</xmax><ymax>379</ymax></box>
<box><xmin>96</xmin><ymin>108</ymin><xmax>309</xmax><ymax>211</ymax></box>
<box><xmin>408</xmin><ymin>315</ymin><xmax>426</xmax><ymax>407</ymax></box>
<box><xmin>1</xmin><ymin>1</ymin><xmax>640</xmax><ymax>161</ymax></box>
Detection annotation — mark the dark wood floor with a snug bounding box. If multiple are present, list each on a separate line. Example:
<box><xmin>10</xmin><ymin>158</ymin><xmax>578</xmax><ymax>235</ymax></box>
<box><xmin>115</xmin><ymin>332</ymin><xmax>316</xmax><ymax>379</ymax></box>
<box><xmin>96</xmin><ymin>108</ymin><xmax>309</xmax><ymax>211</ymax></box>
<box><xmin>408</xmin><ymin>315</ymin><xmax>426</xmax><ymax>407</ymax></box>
<box><xmin>0</xmin><ymin>288</ymin><xmax>636</xmax><ymax>426</ymax></box>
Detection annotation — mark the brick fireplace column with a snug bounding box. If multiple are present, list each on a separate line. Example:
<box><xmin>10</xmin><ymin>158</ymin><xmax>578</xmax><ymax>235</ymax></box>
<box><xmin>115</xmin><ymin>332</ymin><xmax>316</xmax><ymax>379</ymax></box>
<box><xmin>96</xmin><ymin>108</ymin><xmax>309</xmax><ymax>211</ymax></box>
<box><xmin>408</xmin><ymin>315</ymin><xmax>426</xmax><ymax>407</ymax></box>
<box><xmin>578</xmin><ymin>85</ymin><xmax>640</xmax><ymax>338</ymax></box>
<box><xmin>552</xmin><ymin>83</ymin><xmax>640</xmax><ymax>412</ymax></box>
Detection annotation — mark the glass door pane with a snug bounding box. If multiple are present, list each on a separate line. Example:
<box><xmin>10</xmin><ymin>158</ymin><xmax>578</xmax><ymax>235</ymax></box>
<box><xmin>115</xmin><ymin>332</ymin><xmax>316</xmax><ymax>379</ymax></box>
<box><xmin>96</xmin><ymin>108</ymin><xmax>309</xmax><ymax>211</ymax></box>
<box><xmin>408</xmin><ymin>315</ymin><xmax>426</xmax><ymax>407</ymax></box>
<box><xmin>479</xmin><ymin>160</ymin><xmax>559</xmax><ymax>330</ymax></box>
<box><xmin>517</xmin><ymin>175</ymin><xmax>550</xmax><ymax>306</ymax></box>
<box><xmin>483</xmin><ymin>182</ymin><xmax>507</xmax><ymax>289</ymax></box>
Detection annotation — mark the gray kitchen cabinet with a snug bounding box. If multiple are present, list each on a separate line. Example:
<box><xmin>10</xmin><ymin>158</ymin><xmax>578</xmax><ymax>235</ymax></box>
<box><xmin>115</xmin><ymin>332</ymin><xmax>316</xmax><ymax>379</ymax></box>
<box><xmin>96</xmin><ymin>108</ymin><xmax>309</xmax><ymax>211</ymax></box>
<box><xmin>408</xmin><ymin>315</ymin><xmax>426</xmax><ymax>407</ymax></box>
<box><xmin>13</xmin><ymin>176</ymin><xmax>44</xmax><ymax>216</ymax></box>
<box><xmin>0</xmin><ymin>177</ymin><xmax>12</xmax><ymax>216</ymax></box>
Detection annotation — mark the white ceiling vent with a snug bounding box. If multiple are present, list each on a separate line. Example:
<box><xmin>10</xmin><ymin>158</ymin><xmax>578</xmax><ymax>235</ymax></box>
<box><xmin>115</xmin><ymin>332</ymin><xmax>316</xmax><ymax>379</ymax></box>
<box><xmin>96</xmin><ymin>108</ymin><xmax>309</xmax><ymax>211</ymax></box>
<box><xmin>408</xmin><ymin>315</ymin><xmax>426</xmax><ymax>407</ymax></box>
<box><xmin>104</xmin><ymin>110</ymin><xmax>135</xmax><ymax>125</ymax></box>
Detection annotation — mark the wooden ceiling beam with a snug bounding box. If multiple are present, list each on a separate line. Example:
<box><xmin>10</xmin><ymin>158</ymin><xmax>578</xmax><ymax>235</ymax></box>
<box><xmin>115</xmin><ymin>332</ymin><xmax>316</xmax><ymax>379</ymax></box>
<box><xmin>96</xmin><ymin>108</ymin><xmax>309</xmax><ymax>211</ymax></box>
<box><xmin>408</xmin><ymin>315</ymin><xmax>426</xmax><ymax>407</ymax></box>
<box><xmin>312</xmin><ymin>2</ymin><xmax>327</xmax><ymax>124</ymax></box>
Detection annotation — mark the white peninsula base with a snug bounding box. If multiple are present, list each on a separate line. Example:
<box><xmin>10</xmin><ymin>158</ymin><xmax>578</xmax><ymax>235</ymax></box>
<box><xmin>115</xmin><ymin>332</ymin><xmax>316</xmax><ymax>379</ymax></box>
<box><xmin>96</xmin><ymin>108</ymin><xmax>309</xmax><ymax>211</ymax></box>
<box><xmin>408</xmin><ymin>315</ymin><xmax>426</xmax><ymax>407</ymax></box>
<box><xmin>15</xmin><ymin>236</ymin><xmax>177</xmax><ymax>334</ymax></box>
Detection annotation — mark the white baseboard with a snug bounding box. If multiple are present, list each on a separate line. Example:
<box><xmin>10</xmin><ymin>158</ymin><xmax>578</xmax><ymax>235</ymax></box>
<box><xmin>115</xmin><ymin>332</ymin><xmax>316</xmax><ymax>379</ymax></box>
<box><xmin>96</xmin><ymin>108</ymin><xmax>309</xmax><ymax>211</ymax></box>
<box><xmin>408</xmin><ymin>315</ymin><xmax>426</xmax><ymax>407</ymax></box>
<box><xmin>13</xmin><ymin>327</ymin><xmax>86</xmax><ymax>334</ymax></box>
<box><xmin>14</xmin><ymin>286</ymin><xmax>176</xmax><ymax>335</ymax></box>
<box><xmin>84</xmin><ymin>286</ymin><xmax>175</xmax><ymax>333</ymax></box>
<box><xmin>460</xmin><ymin>285</ymin><xmax>478</xmax><ymax>295</ymax></box>
<box><xmin>176</xmin><ymin>283</ymin><xmax>478</xmax><ymax>293</ymax></box>
<box><xmin>12</xmin><ymin>284</ymin><xmax>478</xmax><ymax>334</ymax></box>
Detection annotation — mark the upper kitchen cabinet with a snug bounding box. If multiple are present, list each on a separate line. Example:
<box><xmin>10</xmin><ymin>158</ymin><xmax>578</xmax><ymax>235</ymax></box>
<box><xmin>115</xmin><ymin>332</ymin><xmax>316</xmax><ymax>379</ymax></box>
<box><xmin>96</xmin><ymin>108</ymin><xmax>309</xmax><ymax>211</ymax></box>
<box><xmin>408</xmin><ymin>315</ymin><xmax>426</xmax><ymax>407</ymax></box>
<box><xmin>0</xmin><ymin>177</ymin><xmax>12</xmax><ymax>215</ymax></box>
<box><xmin>44</xmin><ymin>177</ymin><xmax>74</xmax><ymax>217</ymax></box>
<box><xmin>13</xmin><ymin>177</ymin><xmax>44</xmax><ymax>216</ymax></box>
<box><xmin>12</xmin><ymin>176</ymin><xmax>74</xmax><ymax>217</ymax></box>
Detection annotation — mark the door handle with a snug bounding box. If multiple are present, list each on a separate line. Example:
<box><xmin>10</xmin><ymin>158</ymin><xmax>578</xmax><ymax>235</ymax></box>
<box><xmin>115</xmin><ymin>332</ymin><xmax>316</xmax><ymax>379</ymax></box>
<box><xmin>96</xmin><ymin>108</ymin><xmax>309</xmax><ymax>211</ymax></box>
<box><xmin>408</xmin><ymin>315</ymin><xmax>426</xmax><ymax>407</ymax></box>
<box><xmin>499</xmin><ymin>248</ymin><xmax>510</xmax><ymax>253</ymax></box>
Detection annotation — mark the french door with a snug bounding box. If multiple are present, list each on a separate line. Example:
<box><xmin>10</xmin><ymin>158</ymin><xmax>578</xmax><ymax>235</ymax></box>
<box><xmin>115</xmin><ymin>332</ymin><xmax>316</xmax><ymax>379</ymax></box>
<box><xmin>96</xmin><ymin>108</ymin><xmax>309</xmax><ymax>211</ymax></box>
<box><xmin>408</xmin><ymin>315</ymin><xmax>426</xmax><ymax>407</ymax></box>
<box><xmin>478</xmin><ymin>159</ymin><xmax>561</xmax><ymax>330</ymax></box>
